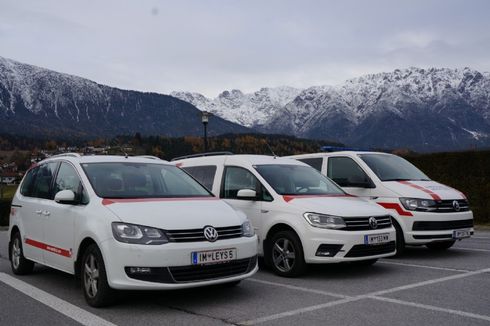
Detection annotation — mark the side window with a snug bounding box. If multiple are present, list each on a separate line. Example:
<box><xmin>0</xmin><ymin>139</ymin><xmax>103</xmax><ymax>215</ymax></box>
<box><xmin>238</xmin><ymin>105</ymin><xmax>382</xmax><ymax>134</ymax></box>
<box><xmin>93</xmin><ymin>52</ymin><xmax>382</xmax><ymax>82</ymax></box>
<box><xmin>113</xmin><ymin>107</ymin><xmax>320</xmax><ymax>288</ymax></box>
<box><xmin>20</xmin><ymin>166</ymin><xmax>39</xmax><ymax>197</ymax></box>
<box><xmin>31</xmin><ymin>162</ymin><xmax>58</xmax><ymax>199</ymax></box>
<box><xmin>182</xmin><ymin>165</ymin><xmax>217</xmax><ymax>191</ymax></box>
<box><xmin>298</xmin><ymin>158</ymin><xmax>323</xmax><ymax>172</ymax></box>
<box><xmin>222</xmin><ymin>166</ymin><xmax>272</xmax><ymax>201</ymax></box>
<box><xmin>327</xmin><ymin>157</ymin><xmax>374</xmax><ymax>188</ymax></box>
<box><xmin>54</xmin><ymin>162</ymin><xmax>89</xmax><ymax>204</ymax></box>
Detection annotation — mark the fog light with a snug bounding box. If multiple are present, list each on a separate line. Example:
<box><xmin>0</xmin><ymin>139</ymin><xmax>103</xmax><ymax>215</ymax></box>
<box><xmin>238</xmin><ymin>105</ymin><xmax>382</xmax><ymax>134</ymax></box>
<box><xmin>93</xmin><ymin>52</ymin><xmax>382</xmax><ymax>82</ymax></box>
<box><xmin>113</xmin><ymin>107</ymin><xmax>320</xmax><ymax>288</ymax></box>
<box><xmin>128</xmin><ymin>267</ymin><xmax>152</xmax><ymax>274</ymax></box>
<box><xmin>315</xmin><ymin>244</ymin><xmax>343</xmax><ymax>257</ymax></box>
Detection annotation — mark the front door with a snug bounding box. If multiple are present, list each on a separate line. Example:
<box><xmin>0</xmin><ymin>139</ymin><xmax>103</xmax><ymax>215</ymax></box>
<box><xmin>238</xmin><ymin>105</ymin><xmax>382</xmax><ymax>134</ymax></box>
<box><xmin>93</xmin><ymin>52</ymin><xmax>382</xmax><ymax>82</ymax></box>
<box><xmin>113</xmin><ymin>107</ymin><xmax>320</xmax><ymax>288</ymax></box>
<box><xmin>220</xmin><ymin>166</ymin><xmax>272</xmax><ymax>252</ymax></box>
<box><xmin>43</xmin><ymin>162</ymin><xmax>86</xmax><ymax>273</ymax></box>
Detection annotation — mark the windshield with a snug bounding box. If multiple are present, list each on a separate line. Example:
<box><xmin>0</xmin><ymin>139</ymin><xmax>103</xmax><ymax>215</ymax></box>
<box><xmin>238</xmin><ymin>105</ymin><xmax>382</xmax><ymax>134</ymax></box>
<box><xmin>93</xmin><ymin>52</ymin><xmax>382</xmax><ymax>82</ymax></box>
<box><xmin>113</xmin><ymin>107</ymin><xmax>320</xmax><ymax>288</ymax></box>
<box><xmin>82</xmin><ymin>162</ymin><xmax>212</xmax><ymax>198</ymax></box>
<box><xmin>255</xmin><ymin>164</ymin><xmax>345</xmax><ymax>195</ymax></box>
<box><xmin>359</xmin><ymin>154</ymin><xmax>430</xmax><ymax>182</ymax></box>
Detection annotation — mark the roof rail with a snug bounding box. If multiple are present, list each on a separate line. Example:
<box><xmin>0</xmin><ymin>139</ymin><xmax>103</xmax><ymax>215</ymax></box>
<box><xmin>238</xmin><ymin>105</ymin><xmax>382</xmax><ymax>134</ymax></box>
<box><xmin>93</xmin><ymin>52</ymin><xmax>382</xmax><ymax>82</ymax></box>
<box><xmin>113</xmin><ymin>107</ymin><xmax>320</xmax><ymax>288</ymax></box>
<box><xmin>320</xmin><ymin>146</ymin><xmax>371</xmax><ymax>152</ymax></box>
<box><xmin>48</xmin><ymin>153</ymin><xmax>82</xmax><ymax>159</ymax></box>
<box><xmin>136</xmin><ymin>155</ymin><xmax>161</xmax><ymax>160</ymax></box>
<box><xmin>171</xmin><ymin>151</ymin><xmax>233</xmax><ymax>161</ymax></box>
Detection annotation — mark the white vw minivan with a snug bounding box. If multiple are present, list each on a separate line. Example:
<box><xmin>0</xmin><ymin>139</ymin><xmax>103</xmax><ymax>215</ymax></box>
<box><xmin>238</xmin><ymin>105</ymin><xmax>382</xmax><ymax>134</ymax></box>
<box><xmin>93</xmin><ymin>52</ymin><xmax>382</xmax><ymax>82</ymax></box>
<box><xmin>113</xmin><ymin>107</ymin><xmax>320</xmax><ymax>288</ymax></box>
<box><xmin>8</xmin><ymin>154</ymin><xmax>257</xmax><ymax>307</ymax></box>
<box><xmin>289</xmin><ymin>150</ymin><xmax>474</xmax><ymax>253</ymax></box>
<box><xmin>173</xmin><ymin>154</ymin><xmax>396</xmax><ymax>277</ymax></box>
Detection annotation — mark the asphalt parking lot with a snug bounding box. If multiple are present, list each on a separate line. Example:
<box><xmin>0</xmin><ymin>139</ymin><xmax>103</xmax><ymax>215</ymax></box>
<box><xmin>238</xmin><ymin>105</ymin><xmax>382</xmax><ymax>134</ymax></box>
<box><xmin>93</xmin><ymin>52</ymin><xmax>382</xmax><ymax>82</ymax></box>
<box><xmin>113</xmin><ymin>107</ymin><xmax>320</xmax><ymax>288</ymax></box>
<box><xmin>0</xmin><ymin>230</ymin><xmax>489</xmax><ymax>326</ymax></box>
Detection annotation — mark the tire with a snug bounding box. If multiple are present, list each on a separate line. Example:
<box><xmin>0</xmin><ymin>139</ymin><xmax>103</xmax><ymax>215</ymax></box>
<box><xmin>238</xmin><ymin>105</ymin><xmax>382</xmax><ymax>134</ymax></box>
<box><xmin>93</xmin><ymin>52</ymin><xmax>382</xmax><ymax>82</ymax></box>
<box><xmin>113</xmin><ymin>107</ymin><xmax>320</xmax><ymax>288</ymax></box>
<box><xmin>426</xmin><ymin>240</ymin><xmax>456</xmax><ymax>250</ymax></box>
<box><xmin>81</xmin><ymin>244</ymin><xmax>115</xmax><ymax>307</ymax></box>
<box><xmin>352</xmin><ymin>259</ymin><xmax>378</xmax><ymax>266</ymax></box>
<box><xmin>392</xmin><ymin>219</ymin><xmax>405</xmax><ymax>257</ymax></box>
<box><xmin>10</xmin><ymin>232</ymin><xmax>34</xmax><ymax>275</ymax></box>
<box><xmin>265</xmin><ymin>230</ymin><xmax>306</xmax><ymax>277</ymax></box>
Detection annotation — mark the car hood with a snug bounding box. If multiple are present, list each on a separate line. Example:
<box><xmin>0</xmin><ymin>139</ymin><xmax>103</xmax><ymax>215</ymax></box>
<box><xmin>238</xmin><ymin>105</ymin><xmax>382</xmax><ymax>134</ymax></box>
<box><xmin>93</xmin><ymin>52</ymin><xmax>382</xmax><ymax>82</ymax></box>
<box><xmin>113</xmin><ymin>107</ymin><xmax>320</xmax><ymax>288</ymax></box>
<box><xmin>382</xmin><ymin>180</ymin><xmax>466</xmax><ymax>200</ymax></box>
<box><xmin>282</xmin><ymin>195</ymin><xmax>389</xmax><ymax>217</ymax></box>
<box><xmin>102</xmin><ymin>198</ymin><xmax>245</xmax><ymax>229</ymax></box>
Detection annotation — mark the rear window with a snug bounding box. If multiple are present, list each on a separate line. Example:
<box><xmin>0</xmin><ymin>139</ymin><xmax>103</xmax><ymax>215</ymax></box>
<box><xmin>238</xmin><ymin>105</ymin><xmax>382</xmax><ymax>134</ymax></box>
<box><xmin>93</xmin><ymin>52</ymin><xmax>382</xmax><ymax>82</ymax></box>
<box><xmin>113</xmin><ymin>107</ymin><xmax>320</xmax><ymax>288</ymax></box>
<box><xmin>82</xmin><ymin>162</ymin><xmax>212</xmax><ymax>198</ymax></box>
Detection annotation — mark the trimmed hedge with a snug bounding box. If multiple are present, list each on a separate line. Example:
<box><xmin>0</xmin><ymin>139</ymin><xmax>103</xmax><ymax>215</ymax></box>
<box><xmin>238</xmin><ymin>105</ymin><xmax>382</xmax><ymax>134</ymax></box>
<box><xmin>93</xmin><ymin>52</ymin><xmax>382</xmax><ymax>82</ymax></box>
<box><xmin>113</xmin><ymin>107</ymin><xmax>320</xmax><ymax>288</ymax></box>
<box><xmin>404</xmin><ymin>150</ymin><xmax>490</xmax><ymax>224</ymax></box>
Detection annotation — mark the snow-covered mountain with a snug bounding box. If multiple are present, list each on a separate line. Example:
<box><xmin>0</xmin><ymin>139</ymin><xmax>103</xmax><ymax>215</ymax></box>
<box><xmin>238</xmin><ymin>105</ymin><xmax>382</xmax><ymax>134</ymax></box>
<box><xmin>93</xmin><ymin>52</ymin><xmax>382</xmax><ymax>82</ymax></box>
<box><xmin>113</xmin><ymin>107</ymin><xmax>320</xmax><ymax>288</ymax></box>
<box><xmin>0</xmin><ymin>56</ymin><xmax>250</xmax><ymax>138</ymax></box>
<box><xmin>173</xmin><ymin>67</ymin><xmax>490</xmax><ymax>151</ymax></box>
<box><xmin>171</xmin><ymin>86</ymin><xmax>301</xmax><ymax>128</ymax></box>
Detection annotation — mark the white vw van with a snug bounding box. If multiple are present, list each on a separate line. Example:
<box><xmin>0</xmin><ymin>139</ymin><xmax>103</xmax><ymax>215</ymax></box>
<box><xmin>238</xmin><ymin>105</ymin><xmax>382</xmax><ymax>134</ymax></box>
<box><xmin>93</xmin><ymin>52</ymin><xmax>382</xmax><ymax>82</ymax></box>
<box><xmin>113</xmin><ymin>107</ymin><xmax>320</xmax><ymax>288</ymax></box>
<box><xmin>173</xmin><ymin>154</ymin><xmax>396</xmax><ymax>277</ymax></box>
<box><xmin>9</xmin><ymin>154</ymin><xmax>257</xmax><ymax>307</ymax></box>
<box><xmin>289</xmin><ymin>150</ymin><xmax>474</xmax><ymax>253</ymax></box>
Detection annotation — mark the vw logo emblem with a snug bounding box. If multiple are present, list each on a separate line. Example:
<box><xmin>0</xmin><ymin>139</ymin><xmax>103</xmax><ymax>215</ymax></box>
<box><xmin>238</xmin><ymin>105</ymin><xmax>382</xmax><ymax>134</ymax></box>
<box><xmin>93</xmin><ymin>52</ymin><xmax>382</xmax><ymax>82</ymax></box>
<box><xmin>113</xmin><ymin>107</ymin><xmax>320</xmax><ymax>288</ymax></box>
<box><xmin>203</xmin><ymin>226</ymin><xmax>219</xmax><ymax>242</ymax></box>
<box><xmin>453</xmin><ymin>200</ymin><xmax>460</xmax><ymax>212</ymax></box>
<box><xmin>368</xmin><ymin>217</ymin><xmax>378</xmax><ymax>229</ymax></box>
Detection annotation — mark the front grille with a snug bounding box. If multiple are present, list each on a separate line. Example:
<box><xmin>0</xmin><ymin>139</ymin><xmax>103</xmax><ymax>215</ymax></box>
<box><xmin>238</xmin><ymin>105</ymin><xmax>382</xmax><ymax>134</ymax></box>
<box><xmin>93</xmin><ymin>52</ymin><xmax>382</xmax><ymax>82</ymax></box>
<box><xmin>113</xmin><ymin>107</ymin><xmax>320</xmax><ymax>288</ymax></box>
<box><xmin>166</xmin><ymin>225</ymin><xmax>242</xmax><ymax>242</ymax></box>
<box><xmin>169</xmin><ymin>256</ymin><xmax>257</xmax><ymax>282</ymax></box>
<box><xmin>412</xmin><ymin>219</ymin><xmax>473</xmax><ymax>231</ymax></box>
<box><xmin>345</xmin><ymin>241</ymin><xmax>396</xmax><ymax>258</ymax></box>
<box><xmin>342</xmin><ymin>215</ymin><xmax>392</xmax><ymax>231</ymax></box>
<box><xmin>431</xmin><ymin>199</ymin><xmax>470</xmax><ymax>213</ymax></box>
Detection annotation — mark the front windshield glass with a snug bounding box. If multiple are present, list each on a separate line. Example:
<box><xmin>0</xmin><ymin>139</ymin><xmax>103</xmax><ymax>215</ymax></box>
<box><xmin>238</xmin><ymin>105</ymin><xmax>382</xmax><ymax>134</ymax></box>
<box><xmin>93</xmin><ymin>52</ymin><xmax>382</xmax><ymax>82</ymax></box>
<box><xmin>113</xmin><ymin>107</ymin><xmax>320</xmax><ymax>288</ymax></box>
<box><xmin>359</xmin><ymin>154</ymin><xmax>430</xmax><ymax>182</ymax></box>
<box><xmin>255</xmin><ymin>164</ymin><xmax>345</xmax><ymax>195</ymax></box>
<box><xmin>82</xmin><ymin>163</ymin><xmax>212</xmax><ymax>198</ymax></box>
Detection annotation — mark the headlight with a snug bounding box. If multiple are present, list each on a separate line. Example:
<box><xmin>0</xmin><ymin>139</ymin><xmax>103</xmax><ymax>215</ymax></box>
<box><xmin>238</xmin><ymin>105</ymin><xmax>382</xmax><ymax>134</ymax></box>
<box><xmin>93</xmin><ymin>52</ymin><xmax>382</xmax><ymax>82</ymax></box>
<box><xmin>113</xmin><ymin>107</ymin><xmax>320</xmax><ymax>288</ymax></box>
<box><xmin>303</xmin><ymin>212</ymin><xmax>346</xmax><ymax>229</ymax></box>
<box><xmin>241</xmin><ymin>220</ymin><xmax>255</xmax><ymax>237</ymax></box>
<box><xmin>400</xmin><ymin>198</ymin><xmax>437</xmax><ymax>211</ymax></box>
<box><xmin>112</xmin><ymin>222</ymin><xmax>168</xmax><ymax>245</ymax></box>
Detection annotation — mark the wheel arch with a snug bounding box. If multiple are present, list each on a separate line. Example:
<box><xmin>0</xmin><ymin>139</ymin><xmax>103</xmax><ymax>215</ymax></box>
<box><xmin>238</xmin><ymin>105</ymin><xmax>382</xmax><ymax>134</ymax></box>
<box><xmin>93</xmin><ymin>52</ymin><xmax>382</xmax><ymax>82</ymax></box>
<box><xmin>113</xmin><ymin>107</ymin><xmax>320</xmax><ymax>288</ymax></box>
<box><xmin>74</xmin><ymin>237</ymin><xmax>98</xmax><ymax>277</ymax></box>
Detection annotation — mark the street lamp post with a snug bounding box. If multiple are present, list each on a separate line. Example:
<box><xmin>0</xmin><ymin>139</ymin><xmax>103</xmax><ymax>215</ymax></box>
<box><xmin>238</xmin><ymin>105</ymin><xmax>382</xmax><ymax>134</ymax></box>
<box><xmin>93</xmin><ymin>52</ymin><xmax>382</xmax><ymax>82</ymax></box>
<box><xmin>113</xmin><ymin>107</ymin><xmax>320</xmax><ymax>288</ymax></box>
<box><xmin>201</xmin><ymin>111</ymin><xmax>211</xmax><ymax>153</ymax></box>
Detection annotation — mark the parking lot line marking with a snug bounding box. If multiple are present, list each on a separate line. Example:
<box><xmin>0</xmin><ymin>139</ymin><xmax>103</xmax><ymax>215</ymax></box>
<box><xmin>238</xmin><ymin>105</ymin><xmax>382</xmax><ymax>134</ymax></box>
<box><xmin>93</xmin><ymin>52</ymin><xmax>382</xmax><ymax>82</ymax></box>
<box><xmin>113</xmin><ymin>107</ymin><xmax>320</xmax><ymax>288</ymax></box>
<box><xmin>370</xmin><ymin>296</ymin><xmax>490</xmax><ymax>322</ymax></box>
<box><xmin>240</xmin><ymin>268</ymin><xmax>490</xmax><ymax>325</ymax></box>
<box><xmin>378</xmin><ymin>260</ymin><xmax>470</xmax><ymax>273</ymax></box>
<box><xmin>247</xmin><ymin>278</ymin><xmax>349</xmax><ymax>299</ymax></box>
<box><xmin>0</xmin><ymin>272</ymin><xmax>118</xmax><ymax>326</ymax></box>
<box><xmin>238</xmin><ymin>296</ymin><xmax>362</xmax><ymax>325</ymax></box>
<box><xmin>455</xmin><ymin>247</ymin><xmax>490</xmax><ymax>253</ymax></box>
<box><xmin>370</xmin><ymin>267</ymin><xmax>490</xmax><ymax>296</ymax></box>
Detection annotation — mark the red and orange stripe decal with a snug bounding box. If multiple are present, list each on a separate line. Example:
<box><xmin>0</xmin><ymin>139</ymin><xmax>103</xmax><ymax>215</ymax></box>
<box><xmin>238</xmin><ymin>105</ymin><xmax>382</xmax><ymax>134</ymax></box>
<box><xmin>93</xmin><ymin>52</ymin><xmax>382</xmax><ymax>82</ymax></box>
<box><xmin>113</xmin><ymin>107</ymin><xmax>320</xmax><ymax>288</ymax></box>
<box><xmin>398</xmin><ymin>181</ymin><xmax>441</xmax><ymax>201</ymax></box>
<box><xmin>377</xmin><ymin>202</ymin><xmax>413</xmax><ymax>217</ymax></box>
<box><xmin>25</xmin><ymin>238</ymin><xmax>72</xmax><ymax>258</ymax></box>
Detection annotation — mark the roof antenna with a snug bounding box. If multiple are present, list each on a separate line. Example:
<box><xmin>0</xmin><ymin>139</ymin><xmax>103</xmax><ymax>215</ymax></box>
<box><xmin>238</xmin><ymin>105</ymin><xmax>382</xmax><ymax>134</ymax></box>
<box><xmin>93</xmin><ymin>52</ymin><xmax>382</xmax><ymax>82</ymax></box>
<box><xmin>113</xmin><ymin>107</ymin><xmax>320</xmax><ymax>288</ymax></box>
<box><xmin>265</xmin><ymin>141</ymin><xmax>277</xmax><ymax>159</ymax></box>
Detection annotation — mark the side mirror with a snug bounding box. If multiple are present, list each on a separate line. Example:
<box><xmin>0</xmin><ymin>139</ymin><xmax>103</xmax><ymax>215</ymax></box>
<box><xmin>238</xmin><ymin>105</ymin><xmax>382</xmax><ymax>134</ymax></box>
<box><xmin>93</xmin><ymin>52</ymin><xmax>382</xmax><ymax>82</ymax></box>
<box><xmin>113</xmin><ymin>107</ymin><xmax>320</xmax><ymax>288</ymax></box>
<box><xmin>237</xmin><ymin>189</ymin><xmax>257</xmax><ymax>199</ymax></box>
<box><xmin>54</xmin><ymin>190</ymin><xmax>77</xmax><ymax>205</ymax></box>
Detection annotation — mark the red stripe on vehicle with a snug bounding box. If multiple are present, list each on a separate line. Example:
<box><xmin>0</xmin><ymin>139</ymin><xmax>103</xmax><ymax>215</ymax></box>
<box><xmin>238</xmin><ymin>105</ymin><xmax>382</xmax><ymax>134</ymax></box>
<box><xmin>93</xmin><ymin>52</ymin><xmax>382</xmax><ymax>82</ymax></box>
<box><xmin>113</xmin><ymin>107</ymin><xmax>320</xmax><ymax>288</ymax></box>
<box><xmin>377</xmin><ymin>202</ymin><xmax>413</xmax><ymax>216</ymax></box>
<box><xmin>398</xmin><ymin>181</ymin><xmax>441</xmax><ymax>201</ymax></box>
<box><xmin>283</xmin><ymin>194</ymin><xmax>355</xmax><ymax>203</ymax></box>
<box><xmin>25</xmin><ymin>238</ymin><xmax>72</xmax><ymax>257</ymax></box>
<box><xmin>102</xmin><ymin>197</ymin><xmax>218</xmax><ymax>205</ymax></box>
<box><xmin>175</xmin><ymin>162</ymin><xmax>183</xmax><ymax>167</ymax></box>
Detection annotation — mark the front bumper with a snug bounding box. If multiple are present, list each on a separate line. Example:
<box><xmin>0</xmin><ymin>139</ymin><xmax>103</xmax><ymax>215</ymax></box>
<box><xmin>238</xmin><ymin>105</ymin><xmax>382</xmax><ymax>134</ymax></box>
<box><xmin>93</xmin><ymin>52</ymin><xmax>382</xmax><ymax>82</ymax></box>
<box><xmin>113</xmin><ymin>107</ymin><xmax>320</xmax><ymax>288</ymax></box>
<box><xmin>302</xmin><ymin>227</ymin><xmax>397</xmax><ymax>263</ymax></box>
<box><xmin>398</xmin><ymin>211</ymin><xmax>474</xmax><ymax>245</ymax></box>
<box><xmin>100</xmin><ymin>235</ymin><xmax>258</xmax><ymax>290</ymax></box>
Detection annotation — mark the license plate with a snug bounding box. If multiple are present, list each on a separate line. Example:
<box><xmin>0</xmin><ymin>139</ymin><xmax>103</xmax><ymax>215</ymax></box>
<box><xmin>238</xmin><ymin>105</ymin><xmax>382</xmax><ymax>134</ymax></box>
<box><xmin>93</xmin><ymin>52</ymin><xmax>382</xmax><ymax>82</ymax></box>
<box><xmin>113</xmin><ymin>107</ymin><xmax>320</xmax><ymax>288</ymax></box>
<box><xmin>191</xmin><ymin>248</ymin><xmax>236</xmax><ymax>265</ymax></box>
<box><xmin>364</xmin><ymin>233</ymin><xmax>390</xmax><ymax>245</ymax></box>
<box><xmin>453</xmin><ymin>229</ymin><xmax>471</xmax><ymax>239</ymax></box>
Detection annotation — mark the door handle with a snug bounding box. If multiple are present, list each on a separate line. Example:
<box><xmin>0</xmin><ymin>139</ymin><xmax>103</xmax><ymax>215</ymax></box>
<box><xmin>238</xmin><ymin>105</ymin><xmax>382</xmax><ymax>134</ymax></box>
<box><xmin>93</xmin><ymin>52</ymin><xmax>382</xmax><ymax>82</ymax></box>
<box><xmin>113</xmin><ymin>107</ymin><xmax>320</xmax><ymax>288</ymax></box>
<box><xmin>35</xmin><ymin>210</ymin><xmax>42</xmax><ymax>215</ymax></box>
<box><xmin>261</xmin><ymin>209</ymin><xmax>269</xmax><ymax>213</ymax></box>
<box><xmin>42</xmin><ymin>210</ymin><xmax>50</xmax><ymax>217</ymax></box>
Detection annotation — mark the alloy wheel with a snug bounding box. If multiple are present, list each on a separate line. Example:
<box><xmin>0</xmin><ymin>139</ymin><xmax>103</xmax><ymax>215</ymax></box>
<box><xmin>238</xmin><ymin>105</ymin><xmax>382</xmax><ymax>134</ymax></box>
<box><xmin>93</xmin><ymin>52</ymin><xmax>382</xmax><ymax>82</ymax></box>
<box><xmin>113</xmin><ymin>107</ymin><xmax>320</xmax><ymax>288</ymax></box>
<box><xmin>84</xmin><ymin>254</ymin><xmax>100</xmax><ymax>299</ymax></box>
<box><xmin>272</xmin><ymin>238</ymin><xmax>296</xmax><ymax>273</ymax></box>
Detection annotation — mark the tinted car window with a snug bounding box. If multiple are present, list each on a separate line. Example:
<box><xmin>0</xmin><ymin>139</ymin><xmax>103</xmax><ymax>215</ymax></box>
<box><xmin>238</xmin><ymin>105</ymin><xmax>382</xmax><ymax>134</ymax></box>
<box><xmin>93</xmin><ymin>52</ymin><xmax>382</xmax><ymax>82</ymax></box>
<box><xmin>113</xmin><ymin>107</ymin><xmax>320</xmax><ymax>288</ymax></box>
<box><xmin>222</xmin><ymin>166</ymin><xmax>272</xmax><ymax>201</ymax></box>
<box><xmin>82</xmin><ymin>162</ymin><xmax>212</xmax><ymax>198</ymax></box>
<box><xmin>327</xmin><ymin>157</ymin><xmax>373</xmax><ymax>188</ymax></box>
<box><xmin>54</xmin><ymin>162</ymin><xmax>89</xmax><ymax>203</ymax></box>
<box><xmin>182</xmin><ymin>165</ymin><xmax>217</xmax><ymax>191</ymax></box>
<box><xmin>31</xmin><ymin>162</ymin><xmax>58</xmax><ymax>199</ymax></box>
<box><xmin>359</xmin><ymin>154</ymin><xmax>430</xmax><ymax>181</ymax></box>
<box><xmin>20</xmin><ymin>166</ymin><xmax>38</xmax><ymax>197</ymax></box>
<box><xmin>255</xmin><ymin>164</ymin><xmax>344</xmax><ymax>195</ymax></box>
<box><xmin>297</xmin><ymin>158</ymin><xmax>323</xmax><ymax>172</ymax></box>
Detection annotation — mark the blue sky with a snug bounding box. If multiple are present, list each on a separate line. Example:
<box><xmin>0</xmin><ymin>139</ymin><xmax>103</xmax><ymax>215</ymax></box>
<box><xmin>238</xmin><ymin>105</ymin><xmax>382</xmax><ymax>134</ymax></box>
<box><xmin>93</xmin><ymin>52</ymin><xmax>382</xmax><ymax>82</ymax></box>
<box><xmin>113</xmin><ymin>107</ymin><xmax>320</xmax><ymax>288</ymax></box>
<box><xmin>1</xmin><ymin>0</ymin><xmax>489</xmax><ymax>96</ymax></box>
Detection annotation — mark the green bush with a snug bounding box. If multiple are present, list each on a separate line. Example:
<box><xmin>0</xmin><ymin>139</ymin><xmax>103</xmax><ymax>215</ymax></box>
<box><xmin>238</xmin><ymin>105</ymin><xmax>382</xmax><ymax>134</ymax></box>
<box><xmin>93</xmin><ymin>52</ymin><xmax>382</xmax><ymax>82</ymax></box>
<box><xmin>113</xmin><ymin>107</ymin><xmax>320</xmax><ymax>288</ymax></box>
<box><xmin>404</xmin><ymin>150</ymin><xmax>490</xmax><ymax>224</ymax></box>
<box><xmin>0</xmin><ymin>200</ymin><xmax>10</xmax><ymax>227</ymax></box>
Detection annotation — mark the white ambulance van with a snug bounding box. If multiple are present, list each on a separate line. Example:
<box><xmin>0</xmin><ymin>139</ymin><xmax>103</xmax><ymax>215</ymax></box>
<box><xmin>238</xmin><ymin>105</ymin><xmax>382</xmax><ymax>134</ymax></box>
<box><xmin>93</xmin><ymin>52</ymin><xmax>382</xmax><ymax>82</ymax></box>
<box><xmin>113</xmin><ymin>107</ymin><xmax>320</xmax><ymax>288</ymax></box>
<box><xmin>289</xmin><ymin>149</ymin><xmax>474</xmax><ymax>254</ymax></box>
